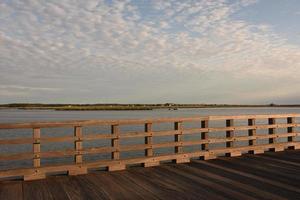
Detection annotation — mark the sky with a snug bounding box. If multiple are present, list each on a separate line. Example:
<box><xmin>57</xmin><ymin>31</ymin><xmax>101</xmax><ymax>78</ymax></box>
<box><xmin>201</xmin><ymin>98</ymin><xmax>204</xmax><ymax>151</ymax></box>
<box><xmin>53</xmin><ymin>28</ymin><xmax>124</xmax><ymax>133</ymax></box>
<box><xmin>1</xmin><ymin>0</ymin><xmax>300</xmax><ymax>104</ymax></box>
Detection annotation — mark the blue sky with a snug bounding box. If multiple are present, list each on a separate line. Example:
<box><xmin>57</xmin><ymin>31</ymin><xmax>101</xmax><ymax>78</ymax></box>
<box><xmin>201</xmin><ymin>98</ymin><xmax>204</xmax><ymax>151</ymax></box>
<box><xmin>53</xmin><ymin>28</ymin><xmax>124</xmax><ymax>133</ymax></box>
<box><xmin>233</xmin><ymin>0</ymin><xmax>300</xmax><ymax>45</ymax></box>
<box><xmin>0</xmin><ymin>0</ymin><xmax>300</xmax><ymax>104</ymax></box>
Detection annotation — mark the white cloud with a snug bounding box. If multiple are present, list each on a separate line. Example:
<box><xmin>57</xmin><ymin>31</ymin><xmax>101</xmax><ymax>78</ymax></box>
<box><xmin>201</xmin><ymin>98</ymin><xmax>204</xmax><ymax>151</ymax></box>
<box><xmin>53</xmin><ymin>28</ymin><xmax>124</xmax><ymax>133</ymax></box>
<box><xmin>0</xmin><ymin>85</ymin><xmax>62</xmax><ymax>97</ymax></box>
<box><xmin>0</xmin><ymin>85</ymin><xmax>62</xmax><ymax>92</ymax></box>
<box><xmin>0</xmin><ymin>0</ymin><xmax>300</xmax><ymax>103</ymax></box>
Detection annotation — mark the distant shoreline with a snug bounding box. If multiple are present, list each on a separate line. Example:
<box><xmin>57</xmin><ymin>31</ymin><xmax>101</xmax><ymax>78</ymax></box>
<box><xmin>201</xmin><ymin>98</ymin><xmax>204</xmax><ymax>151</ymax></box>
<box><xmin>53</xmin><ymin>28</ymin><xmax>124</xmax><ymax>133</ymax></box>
<box><xmin>1</xmin><ymin>103</ymin><xmax>300</xmax><ymax>111</ymax></box>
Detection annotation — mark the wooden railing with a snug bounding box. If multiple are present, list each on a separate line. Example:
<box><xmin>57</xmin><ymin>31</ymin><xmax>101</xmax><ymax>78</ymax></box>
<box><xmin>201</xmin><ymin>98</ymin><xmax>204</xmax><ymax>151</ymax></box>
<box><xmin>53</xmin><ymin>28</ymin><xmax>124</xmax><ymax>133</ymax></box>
<box><xmin>0</xmin><ymin>114</ymin><xmax>300</xmax><ymax>181</ymax></box>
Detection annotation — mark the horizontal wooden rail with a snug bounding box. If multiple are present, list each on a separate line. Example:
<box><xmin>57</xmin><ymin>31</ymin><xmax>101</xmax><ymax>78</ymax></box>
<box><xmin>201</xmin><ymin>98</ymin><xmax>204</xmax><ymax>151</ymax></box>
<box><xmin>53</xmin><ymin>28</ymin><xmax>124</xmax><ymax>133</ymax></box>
<box><xmin>0</xmin><ymin>113</ymin><xmax>299</xmax><ymax>181</ymax></box>
<box><xmin>1</xmin><ymin>114</ymin><xmax>299</xmax><ymax>129</ymax></box>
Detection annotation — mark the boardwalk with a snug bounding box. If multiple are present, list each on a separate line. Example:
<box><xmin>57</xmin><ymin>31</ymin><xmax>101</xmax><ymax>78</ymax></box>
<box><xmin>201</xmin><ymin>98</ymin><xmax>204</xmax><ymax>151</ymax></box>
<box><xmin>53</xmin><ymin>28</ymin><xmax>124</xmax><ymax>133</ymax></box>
<box><xmin>0</xmin><ymin>149</ymin><xmax>299</xmax><ymax>200</ymax></box>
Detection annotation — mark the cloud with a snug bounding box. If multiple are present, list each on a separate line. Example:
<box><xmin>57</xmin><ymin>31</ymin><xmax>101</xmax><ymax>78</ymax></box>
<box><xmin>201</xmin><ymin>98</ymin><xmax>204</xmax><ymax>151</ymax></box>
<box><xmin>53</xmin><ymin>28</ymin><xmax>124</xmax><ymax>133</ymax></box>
<box><xmin>0</xmin><ymin>85</ymin><xmax>62</xmax><ymax>97</ymax></box>
<box><xmin>0</xmin><ymin>85</ymin><xmax>62</xmax><ymax>92</ymax></box>
<box><xmin>0</xmin><ymin>0</ymin><xmax>300</xmax><ymax>103</ymax></box>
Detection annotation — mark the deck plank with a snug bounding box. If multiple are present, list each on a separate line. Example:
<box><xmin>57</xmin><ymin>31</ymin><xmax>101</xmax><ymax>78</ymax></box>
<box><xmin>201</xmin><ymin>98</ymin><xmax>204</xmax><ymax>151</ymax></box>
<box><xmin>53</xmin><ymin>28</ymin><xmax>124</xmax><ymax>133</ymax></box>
<box><xmin>168</xmin><ymin>163</ymin><xmax>286</xmax><ymax>200</ymax></box>
<box><xmin>141</xmin><ymin>166</ymin><xmax>230</xmax><ymax>200</ymax></box>
<box><xmin>23</xmin><ymin>179</ymin><xmax>54</xmax><ymax>200</ymax></box>
<box><xmin>83</xmin><ymin>172</ymin><xmax>150</xmax><ymax>200</ymax></box>
<box><xmin>193</xmin><ymin>160</ymin><xmax>300</xmax><ymax>198</ymax></box>
<box><xmin>126</xmin><ymin>167</ymin><xmax>202</xmax><ymax>200</ymax></box>
<box><xmin>107</xmin><ymin>170</ymin><xmax>161</xmax><ymax>200</ymax></box>
<box><xmin>0</xmin><ymin>150</ymin><xmax>299</xmax><ymax>199</ymax></box>
<box><xmin>156</xmin><ymin>165</ymin><xmax>256</xmax><ymax>200</ymax></box>
<box><xmin>0</xmin><ymin>181</ymin><xmax>23</xmax><ymax>200</ymax></box>
<box><xmin>56</xmin><ymin>176</ymin><xmax>89</xmax><ymax>200</ymax></box>
<box><xmin>216</xmin><ymin>156</ymin><xmax>300</xmax><ymax>187</ymax></box>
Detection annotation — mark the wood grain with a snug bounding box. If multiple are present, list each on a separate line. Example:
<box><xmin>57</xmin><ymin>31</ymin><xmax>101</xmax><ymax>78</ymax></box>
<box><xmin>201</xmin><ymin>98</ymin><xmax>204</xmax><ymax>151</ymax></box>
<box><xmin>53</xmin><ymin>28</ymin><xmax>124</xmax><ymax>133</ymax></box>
<box><xmin>0</xmin><ymin>113</ymin><xmax>300</xmax><ymax>180</ymax></box>
<box><xmin>0</xmin><ymin>150</ymin><xmax>300</xmax><ymax>199</ymax></box>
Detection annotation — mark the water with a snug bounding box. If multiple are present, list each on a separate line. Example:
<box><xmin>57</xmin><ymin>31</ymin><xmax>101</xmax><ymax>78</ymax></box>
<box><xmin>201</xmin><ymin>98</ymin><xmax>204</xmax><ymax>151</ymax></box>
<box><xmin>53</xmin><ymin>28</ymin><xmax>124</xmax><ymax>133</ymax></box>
<box><xmin>0</xmin><ymin>107</ymin><xmax>300</xmax><ymax>170</ymax></box>
<box><xmin>2</xmin><ymin>107</ymin><xmax>300</xmax><ymax>123</ymax></box>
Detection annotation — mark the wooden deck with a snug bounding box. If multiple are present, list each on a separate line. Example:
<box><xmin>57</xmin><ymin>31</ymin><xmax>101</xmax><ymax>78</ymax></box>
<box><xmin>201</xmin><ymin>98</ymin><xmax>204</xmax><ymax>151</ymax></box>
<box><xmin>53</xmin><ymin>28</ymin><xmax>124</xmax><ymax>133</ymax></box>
<box><xmin>0</xmin><ymin>150</ymin><xmax>299</xmax><ymax>200</ymax></box>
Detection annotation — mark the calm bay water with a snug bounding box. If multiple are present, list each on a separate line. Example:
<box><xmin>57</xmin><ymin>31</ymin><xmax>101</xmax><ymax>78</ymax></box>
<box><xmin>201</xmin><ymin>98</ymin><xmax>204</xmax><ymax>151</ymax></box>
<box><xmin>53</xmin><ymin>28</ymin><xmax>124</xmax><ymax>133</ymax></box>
<box><xmin>2</xmin><ymin>107</ymin><xmax>300</xmax><ymax>123</ymax></box>
<box><xmin>1</xmin><ymin>107</ymin><xmax>300</xmax><ymax>170</ymax></box>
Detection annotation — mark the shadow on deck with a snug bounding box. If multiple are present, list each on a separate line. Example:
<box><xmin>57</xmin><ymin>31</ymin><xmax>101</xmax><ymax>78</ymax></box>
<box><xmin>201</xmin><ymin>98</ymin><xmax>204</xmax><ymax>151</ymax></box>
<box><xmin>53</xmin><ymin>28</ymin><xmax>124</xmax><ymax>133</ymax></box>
<box><xmin>1</xmin><ymin>150</ymin><xmax>300</xmax><ymax>200</ymax></box>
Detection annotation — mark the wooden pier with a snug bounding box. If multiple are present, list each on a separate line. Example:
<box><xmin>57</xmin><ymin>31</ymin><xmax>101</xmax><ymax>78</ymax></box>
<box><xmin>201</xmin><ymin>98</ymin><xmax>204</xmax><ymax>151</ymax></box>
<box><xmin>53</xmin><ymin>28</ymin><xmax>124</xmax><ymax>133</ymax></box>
<box><xmin>0</xmin><ymin>114</ymin><xmax>300</xmax><ymax>199</ymax></box>
<box><xmin>0</xmin><ymin>150</ymin><xmax>300</xmax><ymax>199</ymax></box>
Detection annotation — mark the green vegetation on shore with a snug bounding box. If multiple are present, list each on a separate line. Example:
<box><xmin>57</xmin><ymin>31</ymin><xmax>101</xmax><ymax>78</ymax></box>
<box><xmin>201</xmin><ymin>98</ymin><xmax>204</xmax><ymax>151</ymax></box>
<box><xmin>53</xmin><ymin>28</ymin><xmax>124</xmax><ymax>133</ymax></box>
<box><xmin>1</xmin><ymin>103</ymin><xmax>300</xmax><ymax>111</ymax></box>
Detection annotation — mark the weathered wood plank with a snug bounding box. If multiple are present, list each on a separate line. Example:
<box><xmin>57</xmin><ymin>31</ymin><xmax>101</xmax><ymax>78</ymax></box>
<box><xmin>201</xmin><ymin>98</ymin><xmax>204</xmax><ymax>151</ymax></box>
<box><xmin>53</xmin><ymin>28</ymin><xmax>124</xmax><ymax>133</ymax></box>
<box><xmin>0</xmin><ymin>181</ymin><xmax>23</xmax><ymax>200</ymax></box>
<box><xmin>109</xmin><ymin>124</ymin><xmax>125</xmax><ymax>171</ymax></box>
<box><xmin>225</xmin><ymin>119</ymin><xmax>241</xmax><ymax>157</ymax></box>
<box><xmin>144</xmin><ymin>123</ymin><xmax>159</xmax><ymax>167</ymax></box>
<box><xmin>1</xmin><ymin>150</ymin><xmax>300</xmax><ymax>199</ymax></box>
<box><xmin>0</xmin><ymin>113</ymin><xmax>300</xmax><ymax>181</ymax></box>
<box><xmin>74</xmin><ymin>126</ymin><xmax>83</xmax><ymax>164</ymax></box>
<box><xmin>33</xmin><ymin>128</ymin><xmax>41</xmax><ymax>168</ymax></box>
<box><xmin>1</xmin><ymin>114</ymin><xmax>299</xmax><ymax>129</ymax></box>
<box><xmin>0</xmin><ymin>141</ymin><xmax>299</xmax><ymax>180</ymax></box>
<box><xmin>174</xmin><ymin>122</ymin><xmax>189</xmax><ymax>164</ymax></box>
<box><xmin>173</xmin><ymin>163</ymin><xmax>287</xmax><ymax>200</ymax></box>
<box><xmin>144</xmin><ymin>123</ymin><xmax>153</xmax><ymax>157</ymax></box>
<box><xmin>69</xmin><ymin>127</ymin><xmax>87</xmax><ymax>176</ymax></box>
<box><xmin>287</xmin><ymin>117</ymin><xmax>299</xmax><ymax>150</ymax></box>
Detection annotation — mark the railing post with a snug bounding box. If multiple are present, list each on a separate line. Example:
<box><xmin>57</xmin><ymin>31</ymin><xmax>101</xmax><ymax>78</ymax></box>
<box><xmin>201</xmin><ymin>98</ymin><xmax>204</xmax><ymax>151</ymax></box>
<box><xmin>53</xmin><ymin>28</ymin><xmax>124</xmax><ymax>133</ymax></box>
<box><xmin>268</xmin><ymin>118</ymin><xmax>283</xmax><ymax>152</ymax></box>
<box><xmin>145</xmin><ymin>123</ymin><xmax>153</xmax><ymax>156</ymax></box>
<box><xmin>24</xmin><ymin>128</ymin><xmax>45</xmax><ymax>181</ymax></box>
<box><xmin>287</xmin><ymin>117</ymin><xmax>299</xmax><ymax>149</ymax></box>
<box><xmin>109</xmin><ymin>124</ymin><xmax>125</xmax><ymax>171</ymax></box>
<box><xmin>248</xmin><ymin>119</ymin><xmax>263</xmax><ymax>154</ymax></box>
<box><xmin>69</xmin><ymin>126</ymin><xmax>87</xmax><ymax>175</ymax></box>
<box><xmin>174</xmin><ymin>121</ymin><xmax>189</xmax><ymax>163</ymax></box>
<box><xmin>111</xmin><ymin>124</ymin><xmax>120</xmax><ymax>159</ymax></box>
<box><xmin>225</xmin><ymin>119</ymin><xmax>241</xmax><ymax>157</ymax></box>
<box><xmin>33</xmin><ymin>128</ymin><xmax>41</xmax><ymax>168</ymax></box>
<box><xmin>144</xmin><ymin>123</ymin><xmax>159</xmax><ymax>167</ymax></box>
<box><xmin>174</xmin><ymin>122</ymin><xmax>183</xmax><ymax>153</ymax></box>
<box><xmin>74</xmin><ymin>126</ymin><xmax>83</xmax><ymax>164</ymax></box>
<box><xmin>201</xmin><ymin>120</ymin><xmax>215</xmax><ymax>160</ymax></box>
<box><xmin>201</xmin><ymin>120</ymin><xmax>209</xmax><ymax>151</ymax></box>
